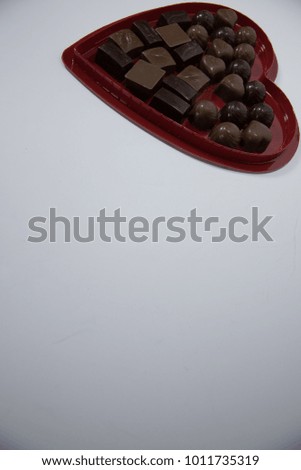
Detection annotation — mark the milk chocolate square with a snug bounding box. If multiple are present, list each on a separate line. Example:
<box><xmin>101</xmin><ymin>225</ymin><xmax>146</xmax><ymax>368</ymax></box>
<box><xmin>156</xmin><ymin>24</ymin><xmax>191</xmax><ymax>48</ymax></box>
<box><xmin>125</xmin><ymin>60</ymin><xmax>165</xmax><ymax>97</ymax></box>
<box><xmin>177</xmin><ymin>65</ymin><xmax>210</xmax><ymax>91</ymax></box>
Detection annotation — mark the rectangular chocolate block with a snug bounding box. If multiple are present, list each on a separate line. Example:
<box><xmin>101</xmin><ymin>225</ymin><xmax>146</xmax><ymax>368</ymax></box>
<box><xmin>125</xmin><ymin>60</ymin><xmax>165</xmax><ymax>98</ymax></box>
<box><xmin>142</xmin><ymin>47</ymin><xmax>176</xmax><ymax>73</ymax></box>
<box><xmin>177</xmin><ymin>65</ymin><xmax>210</xmax><ymax>91</ymax></box>
<box><xmin>157</xmin><ymin>10</ymin><xmax>192</xmax><ymax>30</ymax></box>
<box><xmin>173</xmin><ymin>40</ymin><xmax>203</xmax><ymax>67</ymax></box>
<box><xmin>109</xmin><ymin>29</ymin><xmax>144</xmax><ymax>58</ymax></box>
<box><xmin>162</xmin><ymin>75</ymin><xmax>198</xmax><ymax>103</ymax></box>
<box><xmin>132</xmin><ymin>20</ymin><xmax>162</xmax><ymax>47</ymax></box>
<box><xmin>156</xmin><ymin>24</ymin><xmax>191</xmax><ymax>49</ymax></box>
<box><xmin>150</xmin><ymin>87</ymin><xmax>191</xmax><ymax>122</ymax></box>
<box><xmin>95</xmin><ymin>41</ymin><xmax>132</xmax><ymax>80</ymax></box>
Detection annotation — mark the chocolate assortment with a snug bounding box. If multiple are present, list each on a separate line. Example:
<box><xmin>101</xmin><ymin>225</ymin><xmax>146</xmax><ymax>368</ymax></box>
<box><xmin>92</xmin><ymin>7</ymin><xmax>280</xmax><ymax>154</ymax></box>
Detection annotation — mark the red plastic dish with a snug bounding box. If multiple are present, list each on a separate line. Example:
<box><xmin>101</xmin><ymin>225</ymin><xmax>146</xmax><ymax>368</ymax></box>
<box><xmin>62</xmin><ymin>3</ymin><xmax>299</xmax><ymax>173</ymax></box>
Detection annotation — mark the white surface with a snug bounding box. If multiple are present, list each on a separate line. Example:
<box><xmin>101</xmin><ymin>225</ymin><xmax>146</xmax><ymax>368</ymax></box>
<box><xmin>0</xmin><ymin>0</ymin><xmax>301</xmax><ymax>450</ymax></box>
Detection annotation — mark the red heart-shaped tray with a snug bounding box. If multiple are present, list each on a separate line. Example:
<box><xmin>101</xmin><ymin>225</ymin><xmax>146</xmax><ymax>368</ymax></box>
<box><xmin>62</xmin><ymin>3</ymin><xmax>299</xmax><ymax>173</ymax></box>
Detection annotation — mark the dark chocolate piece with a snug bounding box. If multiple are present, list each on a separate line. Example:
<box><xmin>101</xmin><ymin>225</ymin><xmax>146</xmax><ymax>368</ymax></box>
<box><xmin>215</xmin><ymin>74</ymin><xmax>245</xmax><ymax>102</ymax></box>
<box><xmin>212</xmin><ymin>27</ymin><xmax>236</xmax><ymax>46</ymax></box>
<box><xmin>241</xmin><ymin>120</ymin><xmax>272</xmax><ymax>152</ymax></box>
<box><xmin>210</xmin><ymin>122</ymin><xmax>241</xmax><ymax>148</ymax></box>
<box><xmin>178</xmin><ymin>65</ymin><xmax>210</xmax><ymax>91</ymax></box>
<box><xmin>95</xmin><ymin>41</ymin><xmax>132</xmax><ymax>80</ymax></box>
<box><xmin>125</xmin><ymin>60</ymin><xmax>165</xmax><ymax>97</ymax></box>
<box><xmin>189</xmin><ymin>100</ymin><xmax>218</xmax><ymax>130</ymax></box>
<box><xmin>132</xmin><ymin>21</ymin><xmax>162</xmax><ymax>47</ymax></box>
<box><xmin>234</xmin><ymin>43</ymin><xmax>255</xmax><ymax>65</ymax></box>
<box><xmin>173</xmin><ymin>40</ymin><xmax>203</xmax><ymax>67</ymax></box>
<box><xmin>244</xmin><ymin>80</ymin><xmax>266</xmax><ymax>105</ymax></box>
<box><xmin>200</xmin><ymin>55</ymin><xmax>226</xmax><ymax>82</ymax></box>
<box><xmin>249</xmin><ymin>103</ymin><xmax>274</xmax><ymax>127</ymax></box>
<box><xmin>142</xmin><ymin>47</ymin><xmax>176</xmax><ymax>72</ymax></box>
<box><xmin>236</xmin><ymin>26</ymin><xmax>257</xmax><ymax>46</ymax></box>
<box><xmin>156</xmin><ymin>24</ymin><xmax>191</xmax><ymax>48</ymax></box>
<box><xmin>157</xmin><ymin>10</ymin><xmax>192</xmax><ymax>30</ymax></box>
<box><xmin>219</xmin><ymin>101</ymin><xmax>248</xmax><ymax>128</ymax></box>
<box><xmin>109</xmin><ymin>29</ymin><xmax>144</xmax><ymax>58</ymax></box>
<box><xmin>193</xmin><ymin>10</ymin><xmax>215</xmax><ymax>33</ymax></box>
<box><xmin>215</xmin><ymin>8</ymin><xmax>238</xmax><ymax>28</ymax></box>
<box><xmin>207</xmin><ymin>39</ymin><xmax>234</xmax><ymax>63</ymax></box>
<box><xmin>187</xmin><ymin>25</ymin><xmax>209</xmax><ymax>48</ymax></box>
<box><xmin>150</xmin><ymin>87</ymin><xmax>191</xmax><ymax>122</ymax></box>
<box><xmin>163</xmin><ymin>75</ymin><xmax>198</xmax><ymax>103</ymax></box>
<box><xmin>228</xmin><ymin>59</ymin><xmax>251</xmax><ymax>82</ymax></box>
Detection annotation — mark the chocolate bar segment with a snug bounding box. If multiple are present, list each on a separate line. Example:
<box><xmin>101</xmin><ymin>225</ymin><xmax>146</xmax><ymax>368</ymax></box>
<box><xmin>157</xmin><ymin>10</ymin><xmax>192</xmax><ymax>30</ymax></box>
<box><xmin>109</xmin><ymin>29</ymin><xmax>144</xmax><ymax>58</ymax></box>
<box><xmin>173</xmin><ymin>40</ymin><xmax>203</xmax><ymax>67</ymax></box>
<box><xmin>177</xmin><ymin>65</ymin><xmax>210</xmax><ymax>91</ymax></box>
<box><xmin>162</xmin><ymin>75</ymin><xmax>198</xmax><ymax>103</ymax></box>
<box><xmin>125</xmin><ymin>60</ymin><xmax>165</xmax><ymax>98</ymax></box>
<box><xmin>95</xmin><ymin>41</ymin><xmax>132</xmax><ymax>79</ymax></box>
<box><xmin>150</xmin><ymin>87</ymin><xmax>191</xmax><ymax>122</ymax></box>
<box><xmin>132</xmin><ymin>20</ymin><xmax>162</xmax><ymax>47</ymax></box>
<box><xmin>142</xmin><ymin>47</ymin><xmax>176</xmax><ymax>72</ymax></box>
<box><xmin>156</xmin><ymin>24</ymin><xmax>191</xmax><ymax>48</ymax></box>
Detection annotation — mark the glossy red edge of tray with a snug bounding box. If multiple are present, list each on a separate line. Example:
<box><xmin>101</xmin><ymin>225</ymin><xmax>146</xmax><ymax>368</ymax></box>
<box><xmin>62</xmin><ymin>2</ymin><xmax>299</xmax><ymax>173</ymax></box>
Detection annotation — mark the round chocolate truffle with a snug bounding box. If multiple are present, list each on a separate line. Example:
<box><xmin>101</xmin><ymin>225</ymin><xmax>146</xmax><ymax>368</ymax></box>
<box><xmin>245</xmin><ymin>80</ymin><xmax>266</xmax><ymax>105</ymax></box>
<box><xmin>212</xmin><ymin>26</ymin><xmax>236</xmax><ymax>46</ymax></box>
<box><xmin>234</xmin><ymin>43</ymin><xmax>255</xmax><ymax>65</ymax></box>
<box><xmin>236</xmin><ymin>26</ymin><xmax>257</xmax><ymax>46</ymax></box>
<box><xmin>189</xmin><ymin>100</ymin><xmax>218</xmax><ymax>130</ymax></box>
<box><xmin>193</xmin><ymin>10</ymin><xmax>215</xmax><ymax>33</ymax></box>
<box><xmin>210</xmin><ymin>122</ymin><xmax>241</xmax><ymax>148</ymax></box>
<box><xmin>249</xmin><ymin>102</ymin><xmax>274</xmax><ymax>127</ymax></box>
<box><xmin>228</xmin><ymin>59</ymin><xmax>251</xmax><ymax>82</ymax></box>
<box><xmin>241</xmin><ymin>120</ymin><xmax>272</xmax><ymax>153</ymax></box>
<box><xmin>219</xmin><ymin>101</ymin><xmax>248</xmax><ymax>128</ymax></box>
<box><xmin>187</xmin><ymin>25</ymin><xmax>209</xmax><ymax>48</ymax></box>
<box><xmin>215</xmin><ymin>74</ymin><xmax>245</xmax><ymax>102</ymax></box>
<box><xmin>215</xmin><ymin>8</ymin><xmax>238</xmax><ymax>28</ymax></box>
<box><xmin>208</xmin><ymin>38</ymin><xmax>234</xmax><ymax>63</ymax></box>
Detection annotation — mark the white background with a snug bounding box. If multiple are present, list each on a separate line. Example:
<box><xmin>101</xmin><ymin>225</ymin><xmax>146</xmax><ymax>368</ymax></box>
<box><xmin>0</xmin><ymin>0</ymin><xmax>300</xmax><ymax>450</ymax></box>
